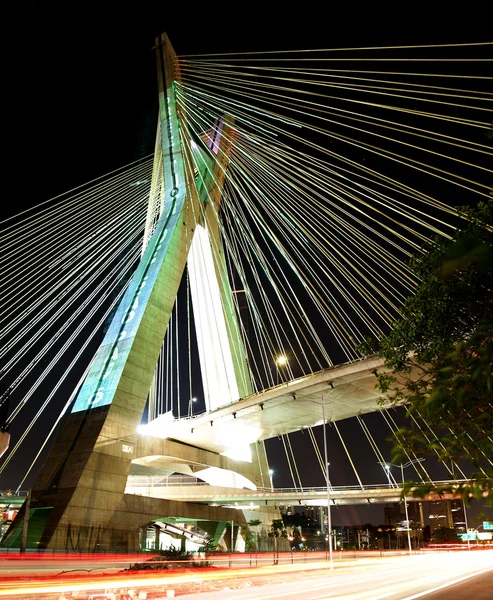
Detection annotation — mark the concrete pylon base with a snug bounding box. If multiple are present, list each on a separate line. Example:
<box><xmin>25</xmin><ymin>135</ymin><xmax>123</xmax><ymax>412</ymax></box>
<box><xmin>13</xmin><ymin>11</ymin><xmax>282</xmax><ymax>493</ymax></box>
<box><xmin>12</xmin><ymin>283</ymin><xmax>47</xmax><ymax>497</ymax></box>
<box><xmin>4</xmin><ymin>493</ymin><xmax>257</xmax><ymax>552</ymax></box>
<box><xmin>0</xmin><ymin>431</ymin><xmax>10</xmax><ymax>458</ymax></box>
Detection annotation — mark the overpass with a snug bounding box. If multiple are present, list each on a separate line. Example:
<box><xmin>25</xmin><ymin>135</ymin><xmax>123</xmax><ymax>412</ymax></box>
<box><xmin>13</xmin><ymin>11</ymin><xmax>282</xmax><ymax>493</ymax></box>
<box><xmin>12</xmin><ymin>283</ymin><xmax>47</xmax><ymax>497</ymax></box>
<box><xmin>124</xmin><ymin>479</ymin><xmax>466</xmax><ymax>507</ymax></box>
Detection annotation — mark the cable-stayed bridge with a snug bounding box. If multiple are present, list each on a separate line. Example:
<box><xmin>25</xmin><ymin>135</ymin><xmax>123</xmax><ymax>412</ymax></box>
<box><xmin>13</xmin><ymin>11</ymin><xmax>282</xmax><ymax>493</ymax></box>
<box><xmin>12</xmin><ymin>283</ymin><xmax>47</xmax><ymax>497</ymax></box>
<box><xmin>0</xmin><ymin>35</ymin><xmax>491</xmax><ymax>552</ymax></box>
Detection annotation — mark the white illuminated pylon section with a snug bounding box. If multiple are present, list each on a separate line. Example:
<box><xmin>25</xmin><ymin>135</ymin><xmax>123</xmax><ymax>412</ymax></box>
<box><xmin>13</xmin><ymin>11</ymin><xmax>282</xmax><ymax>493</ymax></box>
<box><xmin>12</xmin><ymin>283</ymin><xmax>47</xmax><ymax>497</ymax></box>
<box><xmin>188</xmin><ymin>224</ymin><xmax>240</xmax><ymax>411</ymax></box>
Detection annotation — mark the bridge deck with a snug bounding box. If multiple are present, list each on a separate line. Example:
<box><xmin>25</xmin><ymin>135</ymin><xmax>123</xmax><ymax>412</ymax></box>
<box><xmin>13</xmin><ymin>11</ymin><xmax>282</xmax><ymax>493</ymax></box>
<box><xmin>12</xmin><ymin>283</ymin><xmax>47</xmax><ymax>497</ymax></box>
<box><xmin>125</xmin><ymin>483</ymin><xmax>403</xmax><ymax>506</ymax></box>
<box><xmin>124</xmin><ymin>479</ymin><xmax>465</xmax><ymax>507</ymax></box>
<box><xmin>139</xmin><ymin>356</ymin><xmax>391</xmax><ymax>455</ymax></box>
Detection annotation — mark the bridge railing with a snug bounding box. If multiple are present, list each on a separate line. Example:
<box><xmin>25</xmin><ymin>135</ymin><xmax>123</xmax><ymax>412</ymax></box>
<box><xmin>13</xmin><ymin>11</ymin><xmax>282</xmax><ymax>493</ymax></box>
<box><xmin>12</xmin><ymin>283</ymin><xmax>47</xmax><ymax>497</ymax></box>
<box><xmin>173</xmin><ymin>356</ymin><xmax>381</xmax><ymax>421</ymax></box>
<box><xmin>125</xmin><ymin>477</ymin><xmax>471</xmax><ymax>493</ymax></box>
<box><xmin>0</xmin><ymin>490</ymin><xmax>29</xmax><ymax>498</ymax></box>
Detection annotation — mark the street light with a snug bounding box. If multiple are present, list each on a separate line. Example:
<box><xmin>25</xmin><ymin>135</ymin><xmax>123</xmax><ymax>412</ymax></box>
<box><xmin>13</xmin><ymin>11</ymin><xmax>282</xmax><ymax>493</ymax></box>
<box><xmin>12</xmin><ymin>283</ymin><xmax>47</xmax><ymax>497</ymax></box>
<box><xmin>321</xmin><ymin>396</ymin><xmax>333</xmax><ymax>569</ymax></box>
<box><xmin>275</xmin><ymin>355</ymin><xmax>288</xmax><ymax>385</ymax></box>
<box><xmin>385</xmin><ymin>464</ymin><xmax>392</xmax><ymax>487</ymax></box>
<box><xmin>188</xmin><ymin>397</ymin><xmax>197</xmax><ymax>418</ymax></box>
<box><xmin>378</xmin><ymin>462</ymin><xmax>393</xmax><ymax>488</ymax></box>
<box><xmin>387</xmin><ymin>458</ymin><xmax>425</xmax><ymax>556</ymax></box>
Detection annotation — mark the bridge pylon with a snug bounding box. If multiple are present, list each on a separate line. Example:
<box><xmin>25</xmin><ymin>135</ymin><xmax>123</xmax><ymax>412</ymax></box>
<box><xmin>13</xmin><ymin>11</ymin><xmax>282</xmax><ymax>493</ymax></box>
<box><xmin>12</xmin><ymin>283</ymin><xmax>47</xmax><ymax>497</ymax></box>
<box><xmin>1</xmin><ymin>33</ymin><xmax>275</xmax><ymax>552</ymax></box>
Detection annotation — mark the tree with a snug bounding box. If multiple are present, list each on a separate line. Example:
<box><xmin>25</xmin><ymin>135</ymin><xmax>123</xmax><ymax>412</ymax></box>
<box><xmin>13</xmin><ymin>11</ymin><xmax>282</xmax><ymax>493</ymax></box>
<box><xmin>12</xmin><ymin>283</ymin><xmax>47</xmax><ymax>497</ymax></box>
<box><xmin>198</xmin><ymin>536</ymin><xmax>217</xmax><ymax>556</ymax></box>
<box><xmin>364</xmin><ymin>199</ymin><xmax>493</xmax><ymax>505</ymax></box>
<box><xmin>431</xmin><ymin>526</ymin><xmax>459</xmax><ymax>544</ymax></box>
<box><xmin>269</xmin><ymin>519</ymin><xmax>287</xmax><ymax>564</ymax></box>
<box><xmin>270</xmin><ymin>518</ymin><xmax>288</xmax><ymax>538</ymax></box>
<box><xmin>288</xmin><ymin>526</ymin><xmax>303</xmax><ymax>550</ymax></box>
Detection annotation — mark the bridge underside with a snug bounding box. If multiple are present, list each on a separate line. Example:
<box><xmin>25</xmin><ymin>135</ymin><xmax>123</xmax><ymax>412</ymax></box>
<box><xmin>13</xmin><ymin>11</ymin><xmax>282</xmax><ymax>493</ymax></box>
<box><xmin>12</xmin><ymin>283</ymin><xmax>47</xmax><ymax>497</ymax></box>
<box><xmin>139</xmin><ymin>355</ymin><xmax>392</xmax><ymax>455</ymax></box>
<box><xmin>2</xmin><ymin>492</ymin><xmax>253</xmax><ymax>553</ymax></box>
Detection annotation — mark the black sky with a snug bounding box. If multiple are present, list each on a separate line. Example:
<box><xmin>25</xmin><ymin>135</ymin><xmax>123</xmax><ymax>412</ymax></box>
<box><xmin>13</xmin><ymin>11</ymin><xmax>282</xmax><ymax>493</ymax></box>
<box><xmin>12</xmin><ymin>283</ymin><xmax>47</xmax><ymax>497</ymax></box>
<box><xmin>8</xmin><ymin>3</ymin><xmax>489</xmax><ymax>208</ymax></box>
<box><xmin>3</xmin><ymin>4</ymin><xmax>490</xmax><ymax>524</ymax></box>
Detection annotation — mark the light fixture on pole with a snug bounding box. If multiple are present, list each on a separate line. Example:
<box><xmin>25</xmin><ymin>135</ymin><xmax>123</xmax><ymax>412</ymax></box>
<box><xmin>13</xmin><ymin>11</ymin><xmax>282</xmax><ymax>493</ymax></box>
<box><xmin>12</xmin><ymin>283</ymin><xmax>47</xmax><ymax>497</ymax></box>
<box><xmin>268</xmin><ymin>469</ymin><xmax>274</xmax><ymax>492</ymax></box>
<box><xmin>378</xmin><ymin>461</ymin><xmax>393</xmax><ymax>488</ymax></box>
<box><xmin>387</xmin><ymin>458</ymin><xmax>425</xmax><ymax>556</ymax></box>
<box><xmin>321</xmin><ymin>396</ymin><xmax>333</xmax><ymax>569</ymax></box>
<box><xmin>188</xmin><ymin>397</ymin><xmax>197</xmax><ymax>418</ymax></box>
<box><xmin>385</xmin><ymin>464</ymin><xmax>392</xmax><ymax>487</ymax></box>
<box><xmin>275</xmin><ymin>355</ymin><xmax>288</xmax><ymax>385</ymax></box>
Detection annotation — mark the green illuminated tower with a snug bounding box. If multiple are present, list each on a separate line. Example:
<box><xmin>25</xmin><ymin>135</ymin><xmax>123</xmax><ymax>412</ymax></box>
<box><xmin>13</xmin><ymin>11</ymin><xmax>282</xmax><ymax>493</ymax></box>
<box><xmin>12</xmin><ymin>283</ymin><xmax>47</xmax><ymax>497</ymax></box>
<box><xmin>1</xmin><ymin>33</ymin><xmax>272</xmax><ymax>552</ymax></box>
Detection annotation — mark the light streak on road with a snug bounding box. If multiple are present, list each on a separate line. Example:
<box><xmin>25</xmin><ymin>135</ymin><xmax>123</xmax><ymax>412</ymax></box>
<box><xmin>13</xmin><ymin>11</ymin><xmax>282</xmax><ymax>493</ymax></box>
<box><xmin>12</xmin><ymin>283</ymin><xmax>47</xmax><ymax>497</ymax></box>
<box><xmin>0</xmin><ymin>550</ymin><xmax>491</xmax><ymax>599</ymax></box>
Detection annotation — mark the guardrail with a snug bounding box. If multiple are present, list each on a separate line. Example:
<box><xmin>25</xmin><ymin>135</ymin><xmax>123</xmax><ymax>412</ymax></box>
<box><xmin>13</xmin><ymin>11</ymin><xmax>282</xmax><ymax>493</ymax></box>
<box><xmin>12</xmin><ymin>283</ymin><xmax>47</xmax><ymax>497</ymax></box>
<box><xmin>5</xmin><ymin>479</ymin><xmax>472</xmax><ymax>500</ymax></box>
<box><xmin>157</xmin><ymin>356</ymin><xmax>384</xmax><ymax>422</ymax></box>
<box><xmin>125</xmin><ymin>478</ymin><xmax>472</xmax><ymax>493</ymax></box>
<box><xmin>0</xmin><ymin>490</ymin><xmax>28</xmax><ymax>498</ymax></box>
<box><xmin>124</xmin><ymin>481</ymin><xmax>397</xmax><ymax>492</ymax></box>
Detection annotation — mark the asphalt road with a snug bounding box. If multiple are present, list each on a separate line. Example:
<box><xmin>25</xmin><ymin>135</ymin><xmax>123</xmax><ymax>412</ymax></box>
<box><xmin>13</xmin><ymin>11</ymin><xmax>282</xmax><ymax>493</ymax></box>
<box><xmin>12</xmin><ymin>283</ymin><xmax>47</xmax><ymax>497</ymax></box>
<box><xmin>0</xmin><ymin>550</ymin><xmax>492</xmax><ymax>599</ymax></box>
<box><xmin>0</xmin><ymin>549</ymin><xmax>411</xmax><ymax>575</ymax></box>
<box><xmin>174</xmin><ymin>556</ymin><xmax>493</xmax><ymax>600</ymax></box>
<box><xmin>420</xmin><ymin>568</ymin><xmax>493</xmax><ymax>600</ymax></box>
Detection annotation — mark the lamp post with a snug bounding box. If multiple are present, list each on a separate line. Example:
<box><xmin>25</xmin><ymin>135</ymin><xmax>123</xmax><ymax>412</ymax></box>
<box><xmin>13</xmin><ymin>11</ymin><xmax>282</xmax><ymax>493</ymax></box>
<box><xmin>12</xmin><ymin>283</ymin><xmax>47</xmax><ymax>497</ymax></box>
<box><xmin>384</xmin><ymin>464</ymin><xmax>392</xmax><ymax>488</ymax></box>
<box><xmin>275</xmin><ymin>355</ymin><xmax>288</xmax><ymax>385</ymax></box>
<box><xmin>188</xmin><ymin>397</ymin><xmax>197</xmax><ymax>418</ymax></box>
<box><xmin>378</xmin><ymin>461</ymin><xmax>394</xmax><ymax>488</ymax></box>
<box><xmin>462</xmin><ymin>499</ymin><xmax>471</xmax><ymax>550</ymax></box>
<box><xmin>387</xmin><ymin>458</ymin><xmax>425</xmax><ymax>556</ymax></box>
<box><xmin>321</xmin><ymin>396</ymin><xmax>333</xmax><ymax>569</ymax></box>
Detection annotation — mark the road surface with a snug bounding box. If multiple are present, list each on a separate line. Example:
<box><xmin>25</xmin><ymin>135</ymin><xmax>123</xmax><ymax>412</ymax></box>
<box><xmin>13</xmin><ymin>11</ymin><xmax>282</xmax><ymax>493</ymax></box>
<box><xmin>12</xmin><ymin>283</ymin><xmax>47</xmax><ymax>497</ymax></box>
<box><xmin>0</xmin><ymin>549</ymin><xmax>491</xmax><ymax>599</ymax></box>
<box><xmin>176</xmin><ymin>552</ymin><xmax>493</xmax><ymax>599</ymax></box>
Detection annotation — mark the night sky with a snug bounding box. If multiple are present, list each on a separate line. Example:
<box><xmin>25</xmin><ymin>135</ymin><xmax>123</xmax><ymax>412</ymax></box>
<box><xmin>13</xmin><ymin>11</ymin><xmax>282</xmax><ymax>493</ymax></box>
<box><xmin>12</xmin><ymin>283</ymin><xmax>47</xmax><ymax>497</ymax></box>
<box><xmin>9</xmin><ymin>4</ymin><xmax>488</xmax><ymax>207</ymax></box>
<box><xmin>3</xmin><ymin>5</ymin><xmax>490</xmax><ymax>525</ymax></box>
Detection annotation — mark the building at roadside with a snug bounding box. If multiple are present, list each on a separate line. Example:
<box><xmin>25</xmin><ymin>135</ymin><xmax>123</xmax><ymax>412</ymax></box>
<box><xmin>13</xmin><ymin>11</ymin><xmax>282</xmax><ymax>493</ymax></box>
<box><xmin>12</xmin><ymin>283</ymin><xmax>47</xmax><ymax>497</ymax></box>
<box><xmin>428</xmin><ymin>499</ymin><xmax>466</xmax><ymax>533</ymax></box>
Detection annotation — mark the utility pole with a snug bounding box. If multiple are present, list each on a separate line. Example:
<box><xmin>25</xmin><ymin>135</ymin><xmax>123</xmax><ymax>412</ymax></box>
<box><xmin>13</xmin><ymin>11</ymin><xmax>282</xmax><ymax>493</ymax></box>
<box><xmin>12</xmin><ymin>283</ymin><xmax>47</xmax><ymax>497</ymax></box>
<box><xmin>462</xmin><ymin>499</ymin><xmax>471</xmax><ymax>550</ymax></box>
<box><xmin>321</xmin><ymin>396</ymin><xmax>333</xmax><ymax>569</ymax></box>
<box><xmin>387</xmin><ymin>458</ymin><xmax>425</xmax><ymax>556</ymax></box>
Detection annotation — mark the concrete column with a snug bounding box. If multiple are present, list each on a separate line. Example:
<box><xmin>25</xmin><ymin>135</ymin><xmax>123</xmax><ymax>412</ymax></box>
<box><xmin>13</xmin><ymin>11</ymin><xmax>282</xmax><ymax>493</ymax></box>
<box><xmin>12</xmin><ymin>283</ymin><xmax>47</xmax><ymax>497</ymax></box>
<box><xmin>154</xmin><ymin>524</ymin><xmax>160</xmax><ymax>551</ymax></box>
